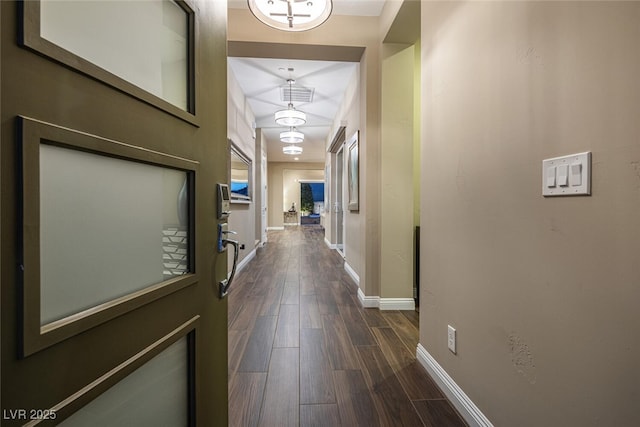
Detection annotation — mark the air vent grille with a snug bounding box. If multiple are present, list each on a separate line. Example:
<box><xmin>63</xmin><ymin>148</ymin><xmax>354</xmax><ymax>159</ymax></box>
<box><xmin>280</xmin><ymin>85</ymin><xmax>315</xmax><ymax>103</ymax></box>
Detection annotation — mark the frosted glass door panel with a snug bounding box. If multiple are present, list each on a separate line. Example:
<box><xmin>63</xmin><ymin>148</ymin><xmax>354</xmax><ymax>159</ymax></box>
<box><xmin>59</xmin><ymin>337</ymin><xmax>188</xmax><ymax>427</ymax></box>
<box><xmin>39</xmin><ymin>144</ymin><xmax>189</xmax><ymax>325</ymax></box>
<box><xmin>40</xmin><ymin>0</ymin><xmax>189</xmax><ymax>110</ymax></box>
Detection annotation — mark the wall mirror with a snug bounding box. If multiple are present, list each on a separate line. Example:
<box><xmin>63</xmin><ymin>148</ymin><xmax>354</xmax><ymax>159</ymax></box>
<box><xmin>230</xmin><ymin>142</ymin><xmax>251</xmax><ymax>202</ymax></box>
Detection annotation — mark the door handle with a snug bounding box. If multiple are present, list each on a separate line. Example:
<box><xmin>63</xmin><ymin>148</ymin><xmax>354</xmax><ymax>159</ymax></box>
<box><xmin>217</xmin><ymin>224</ymin><xmax>236</xmax><ymax>252</ymax></box>
<box><xmin>218</xmin><ymin>223</ymin><xmax>239</xmax><ymax>298</ymax></box>
<box><xmin>219</xmin><ymin>238</ymin><xmax>238</xmax><ymax>299</ymax></box>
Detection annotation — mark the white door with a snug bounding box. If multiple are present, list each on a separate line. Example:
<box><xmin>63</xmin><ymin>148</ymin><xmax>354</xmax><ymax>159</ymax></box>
<box><xmin>261</xmin><ymin>153</ymin><xmax>268</xmax><ymax>243</ymax></box>
<box><xmin>335</xmin><ymin>145</ymin><xmax>345</xmax><ymax>256</ymax></box>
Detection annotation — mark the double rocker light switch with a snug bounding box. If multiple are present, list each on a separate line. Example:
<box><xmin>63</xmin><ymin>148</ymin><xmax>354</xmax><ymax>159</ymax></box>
<box><xmin>542</xmin><ymin>152</ymin><xmax>591</xmax><ymax>197</ymax></box>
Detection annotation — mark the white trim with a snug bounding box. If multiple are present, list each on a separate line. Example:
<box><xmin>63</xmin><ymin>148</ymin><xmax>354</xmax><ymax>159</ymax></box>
<box><xmin>324</xmin><ymin>237</ymin><xmax>336</xmax><ymax>250</ymax></box>
<box><xmin>236</xmin><ymin>248</ymin><xmax>257</xmax><ymax>274</ymax></box>
<box><xmin>267</xmin><ymin>226</ymin><xmax>285</xmax><ymax>231</ymax></box>
<box><xmin>416</xmin><ymin>344</ymin><xmax>494</xmax><ymax>427</ymax></box>
<box><xmin>357</xmin><ymin>288</ymin><xmax>380</xmax><ymax>308</ymax></box>
<box><xmin>344</xmin><ymin>261</ymin><xmax>360</xmax><ymax>285</ymax></box>
<box><xmin>379</xmin><ymin>298</ymin><xmax>415</xmax><ymax>311</ymax></box>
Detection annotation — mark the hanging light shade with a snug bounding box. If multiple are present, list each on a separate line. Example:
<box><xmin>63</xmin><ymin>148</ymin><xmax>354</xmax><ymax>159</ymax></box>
<box><xmin>275</xmin><ymin>108</ymin><xmax>306</xmax><ymax>126</ymax></box>
<box><xmin>247</xmin><ymin>0</ymin><xmax>333</xmax><ymax>32</ymax></box>
<box><xmin>283</xmin><ymin>145</ymin><xmax>303</xmax><ymax>155</ymax></box>
<box><xmin>275</xmin><ymin>79</ymin><xmax>307</xmax><ymax>126</ymax></box>
<box><xmin>280</xmin><ymin>128</ymin><xmax>304</xmax><ymax>143</ymax></box>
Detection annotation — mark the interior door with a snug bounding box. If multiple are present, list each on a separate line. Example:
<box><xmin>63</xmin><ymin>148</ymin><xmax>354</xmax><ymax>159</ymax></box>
<box><xmin>261</xmin><ymin>153</ymin><xmax>268</xmax><ymax>243</ymax></box>
<box><xmin>1</xmin><ymin>1</ymin><xmax>228</xmax><ymax>425</ymax></box>
<box><xmin>335</xmin><ymin>146</ymin><xmax>345</xmax><ymax>255</ymax></box>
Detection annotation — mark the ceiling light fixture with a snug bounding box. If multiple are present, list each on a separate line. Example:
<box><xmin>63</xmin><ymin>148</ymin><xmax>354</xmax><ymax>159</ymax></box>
<box><xmin>280</xmin><ymin>128</ymin><xmax>304</xmax><ymax>143</ymax></box>
<box><xmin>283</xmin><ymin>145</ymin><xmax>303</xmax><ymax>155</ymax></box>
<box><xmin>275</xmin><ymin>79</ymin><xmax>306</xmax><ymax>126</ymax></box>
<box><xmin>247</xmin><ymin>0</ymin><xmax>333</xmax><ymax>32</ymax></box>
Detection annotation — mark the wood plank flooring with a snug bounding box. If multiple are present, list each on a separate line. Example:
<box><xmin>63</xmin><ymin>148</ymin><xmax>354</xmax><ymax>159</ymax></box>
<box><xmin>228</xmin><ymin>226</ymin><xmax>467</xmax><ymax>427</ymax></box>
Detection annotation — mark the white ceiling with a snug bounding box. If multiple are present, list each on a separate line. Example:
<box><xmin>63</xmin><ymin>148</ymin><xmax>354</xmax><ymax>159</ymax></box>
<box><xmin>227</xmin><ymin>0</ymin><xmax>385</xmax><ymax>163</ymax></box>
<box><xmin>228</xmin><ymin>57</ymin><xmax>357</xmax><ymax>162</ymax></box>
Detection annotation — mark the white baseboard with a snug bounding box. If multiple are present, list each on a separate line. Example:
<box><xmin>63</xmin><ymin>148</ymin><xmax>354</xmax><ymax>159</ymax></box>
<box><xmin>416</xmin><ymin>344</ymin><xmax>493</xmax><ymax>427</ymax></box>
<box><xmin>236</xmin><ymin>248</ymin><xmax>256</xmax><ymax>273</ymax></box>
<box><xmin>344</xmin><ymin>261</ymin><xmax>360</xmax><ymax>285</ymax></box>
<box><xmin>357</xmin><ymin>288</ymin><xmax>380</xmax><ymax>308</ymax></box>
<box><xmin>380</xmin><ymin>298</ymin><xmax>415</xmax><ymax>311</ymax></box>
<box><xmin>324</xmin><ymin>237</ymin><xmax>336</xmax><ymax>250</ymax></box>
<box><xmin>267</xmin><ymin>226</ymin><xmax>284</xmax><ymax>231</ymax></box>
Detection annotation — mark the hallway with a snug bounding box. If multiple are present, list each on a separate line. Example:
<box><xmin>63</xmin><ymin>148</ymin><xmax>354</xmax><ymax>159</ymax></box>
<box><xmin>228</xmin><ymin>227</ymin><xmax>467</xmax><ymax>426</ymax></box>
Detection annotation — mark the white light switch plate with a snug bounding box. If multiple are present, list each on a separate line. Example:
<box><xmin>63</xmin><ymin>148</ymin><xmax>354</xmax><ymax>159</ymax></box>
<box><xmin>542</xmin><ymin>152</ymin><xmax>591</xmax><ymax>196</ymax></box>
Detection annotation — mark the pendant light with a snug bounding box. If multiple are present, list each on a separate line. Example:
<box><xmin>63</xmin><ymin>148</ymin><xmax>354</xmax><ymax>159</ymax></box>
<box><xmin>283</xmin><ymin>145</ymin><xmax>303</xmax><ymax>155</ymax></box>
<box><xmin>280</xmin><ymin>128</ymin><xmax>304</xmax><ymax>143</ymax></box>
<box><xmin>275</xmin><ymin>79</ymin><xmax>306</xmax><ymax>127</ymax></box>
<box><xmin>248</xmin><ymin>0</ymin><xmax>333</xmax><ymax>32</ymax></box>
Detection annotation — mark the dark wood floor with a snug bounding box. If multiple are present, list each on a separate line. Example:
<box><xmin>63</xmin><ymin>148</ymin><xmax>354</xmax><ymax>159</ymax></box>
<box><xmin>228</xmin><ymin>226</ymin><xmax>467</xmax><ymax>427</ymax></box>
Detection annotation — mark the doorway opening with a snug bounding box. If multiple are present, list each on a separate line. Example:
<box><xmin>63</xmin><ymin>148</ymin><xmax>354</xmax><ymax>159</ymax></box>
<box><xmin>300</xmin><ymin>181</ymin><xmax>324</xmax><ymax>225</ymax></box>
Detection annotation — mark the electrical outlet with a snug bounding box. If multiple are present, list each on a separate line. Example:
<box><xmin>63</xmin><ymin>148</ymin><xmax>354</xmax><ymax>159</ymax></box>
<box><xmin>447</xmin><ymin>325</ymin><xmax>457</xmax><ymax>354</ymax></box>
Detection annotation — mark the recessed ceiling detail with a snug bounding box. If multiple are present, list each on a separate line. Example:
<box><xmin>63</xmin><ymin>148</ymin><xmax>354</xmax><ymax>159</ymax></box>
<box><xmin>247</xmin><ymin>0</ymin><xmax>333</xmax><ymax>32</ymax></box>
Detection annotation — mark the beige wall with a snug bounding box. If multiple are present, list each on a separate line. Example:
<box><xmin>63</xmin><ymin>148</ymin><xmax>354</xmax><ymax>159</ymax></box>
<box><xmin>268</xmin><ymin>162</ymin><xmax>325</xmax><ymax>228</ymax></box>
<box><xmin>380</xmin><ymin>43</ymin><xmax>415</xmax><ymax>300</ymax></box>
<box><xmin>420</xmin><ymin>2</ymin><xmax>640</xmax><ymax>425</ymax></box>
<box><xmin>325</xmin><ymin>65</ymin><xmax>362</xmax><ymax>274</ymax></box>
<box><xmin>227</xmin><ymin>67</ymin><xmax>257</xmax><ymax>266</ymax></box>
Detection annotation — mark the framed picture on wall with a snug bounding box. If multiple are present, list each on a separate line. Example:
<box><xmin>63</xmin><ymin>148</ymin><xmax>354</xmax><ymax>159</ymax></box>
<box><xmin>347</xmin><ymin>131</ymin><xmax>359</xmax><ymax>211</ymax></box>
<box><xmin>229</xmin><ymin>140</ymin><xmax>252</xmax><ymax>203</ymax></box>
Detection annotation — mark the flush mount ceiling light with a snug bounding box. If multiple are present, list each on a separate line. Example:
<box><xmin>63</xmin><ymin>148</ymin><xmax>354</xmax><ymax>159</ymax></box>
<box><xmin>248</xmin><ymin>0</ymin><xmax>333</xmax><ymax>32</ymax></box>
<box><xmin>275</xmin><ymin>79</ymin><xmax>307</xmax><ymax>126</ymax></box>
<box><xmin>280</xmin><ymin>128</ymin><xmax>304</xmax><ymax>143</ymax></box>
<box><xmin>283</xmin><ymin>145</ymin><xmax>303</xmax><ymax>155</ymax></box>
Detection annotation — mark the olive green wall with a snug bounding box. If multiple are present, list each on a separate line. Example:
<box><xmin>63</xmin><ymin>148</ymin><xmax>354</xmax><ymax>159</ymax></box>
<box><xmin>380</xmin><ymin>43</ymin><xmax>416</xmax><ymax>301</ymax></box>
